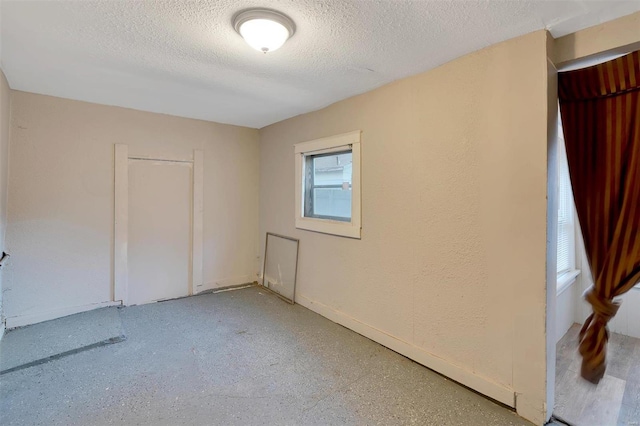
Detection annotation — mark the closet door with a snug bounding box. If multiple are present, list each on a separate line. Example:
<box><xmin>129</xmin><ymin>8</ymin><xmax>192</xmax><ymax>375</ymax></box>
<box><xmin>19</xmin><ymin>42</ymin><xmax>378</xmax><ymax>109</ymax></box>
<box><xmin>127</xmin><ymin>159</ymin><xmax>192</xmax><ymax>305</ymax></box>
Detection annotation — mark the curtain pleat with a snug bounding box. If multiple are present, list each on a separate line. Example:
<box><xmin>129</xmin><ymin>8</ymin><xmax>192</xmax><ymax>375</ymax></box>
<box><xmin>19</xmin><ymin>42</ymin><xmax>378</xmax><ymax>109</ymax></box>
<box><xmin>559</xmin><ymin>50</ymin><xmax>640</xmax><ymax>383</ymax></box>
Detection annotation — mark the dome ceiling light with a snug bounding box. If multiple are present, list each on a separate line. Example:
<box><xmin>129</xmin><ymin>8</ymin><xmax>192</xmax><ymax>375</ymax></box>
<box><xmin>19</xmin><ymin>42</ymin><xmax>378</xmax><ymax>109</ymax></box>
<box><xmin>233</xmin><ymin>9</ymin><xmax>296</xmax><ymax>53</ymax></box>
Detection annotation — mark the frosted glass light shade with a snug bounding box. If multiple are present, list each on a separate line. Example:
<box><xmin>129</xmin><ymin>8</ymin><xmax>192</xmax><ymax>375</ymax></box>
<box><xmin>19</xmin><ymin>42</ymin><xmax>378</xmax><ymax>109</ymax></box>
<box><xmin>239</xmin><ymin>19</ymin><xmax>289</xmax><ymax>53</ymax></box>
<box><xmin>233</xmin><ymin>9</ymin><xmax>295</xmax><ymax>53</ymax></box>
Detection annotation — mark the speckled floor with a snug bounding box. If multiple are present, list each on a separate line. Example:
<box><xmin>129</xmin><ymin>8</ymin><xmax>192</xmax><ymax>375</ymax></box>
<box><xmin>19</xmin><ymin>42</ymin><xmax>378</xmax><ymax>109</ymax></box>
<box><xmin>0</xmin><ymin>307</ymin><xmax>124</xmax><ymax>374</ymax></box>
<box><xmin>0</xmin><ymin>286</ymin><xmax>532</xmax><ymax>425</ymax></box>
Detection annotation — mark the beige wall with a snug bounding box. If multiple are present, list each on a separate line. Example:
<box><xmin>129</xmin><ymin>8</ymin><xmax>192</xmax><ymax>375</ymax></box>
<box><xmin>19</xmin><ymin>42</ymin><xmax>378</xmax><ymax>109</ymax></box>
<box><xmin>5</xmin><ymin>92</ymin><xmax>260</xmax><ymax>325</ymax></box>
<box><xmin>0</xmin><ymin>69</ymin><xmax>10</xmax><ymax>333</ymax></box>
<box><xmin>259</xmin><ymin>30</ymin><xmax>550</xmax><ymax>424</ymax></box>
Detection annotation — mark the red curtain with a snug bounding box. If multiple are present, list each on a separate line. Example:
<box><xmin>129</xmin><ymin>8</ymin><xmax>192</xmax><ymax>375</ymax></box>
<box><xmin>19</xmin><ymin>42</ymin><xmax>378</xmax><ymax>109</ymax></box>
<box><xmin>558</xmin><ymin>50</ymin><xmax>640</xmax><ymax>383</ymax></box>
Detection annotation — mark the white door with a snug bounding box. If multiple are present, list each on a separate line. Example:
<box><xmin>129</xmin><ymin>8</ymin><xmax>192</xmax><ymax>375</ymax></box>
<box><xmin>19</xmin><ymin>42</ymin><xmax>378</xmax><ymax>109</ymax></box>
<box><xmin>128</xmin><ymin>159</ymin><xmax>192</xmax><ymax>305</ymax></box>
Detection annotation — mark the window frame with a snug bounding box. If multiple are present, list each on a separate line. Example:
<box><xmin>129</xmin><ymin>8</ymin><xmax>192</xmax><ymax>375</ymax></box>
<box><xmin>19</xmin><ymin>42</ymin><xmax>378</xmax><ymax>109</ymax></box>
<box><xmin>294</xmin><ymin>131</ymin><xmax>361</xmax><ymax>239</ymax></box>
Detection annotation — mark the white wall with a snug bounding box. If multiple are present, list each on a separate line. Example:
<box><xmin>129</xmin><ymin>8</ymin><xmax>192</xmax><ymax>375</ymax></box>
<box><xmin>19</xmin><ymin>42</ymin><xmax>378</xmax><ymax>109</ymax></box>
<box><xmin>0</xmin><ymin>69</ymin><xmax>10</xmax><ymax>336</ymax></box>
<box><xmin>4</xmin><ymin>92</ymin><xmax>260</xmax><ymax>326</ymax></box>
<box><xmin>556</xmin><ymin>278</ymin><xmax>580</xmax><ymax>343</ymax></box>
<box><xmin>607</xmin><ymin>288</ymin><xmax>640</xmax><ymax>339</ymax></box>
<box><xmin>259</xmin><ymin>31</ymin><xmax>551</xmax><ymax>425</ymax></box>
<box><xmin>574</xmin><ymin>230</ymin><xmax>640</xmax><ymax>339</ymax></box>
<box><xmin>555</xmin><ymin>209</ymin><xmax>582</xmax><ymax>343</ymax></box>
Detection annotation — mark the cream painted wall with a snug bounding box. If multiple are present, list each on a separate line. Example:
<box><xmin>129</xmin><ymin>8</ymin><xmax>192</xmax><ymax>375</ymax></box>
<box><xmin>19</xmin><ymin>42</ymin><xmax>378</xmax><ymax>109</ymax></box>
<box><xmin>4</xmin><ymin>92</ymin><xmax>259</xmax><ymax>325</ymax></box>
<box><xmin>0</xmin><ymin>69</ymin><xmax>10</xmax><ymax>335</ymax></box>
<box><xmin>259</xmin><ymin>31</ymin><xmax>551</xmax><ymax>424</ymax></box>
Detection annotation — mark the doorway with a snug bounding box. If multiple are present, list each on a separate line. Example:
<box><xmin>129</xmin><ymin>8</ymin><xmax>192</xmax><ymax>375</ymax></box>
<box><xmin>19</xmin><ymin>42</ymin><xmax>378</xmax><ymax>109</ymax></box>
<box><xmin>113</xmin><ymin>145</ymin><xmax>204</xmax><ymax>306</ymax></box>
<box><xmin>550</xmin><ymin>54</ymin><xmax>640</xmax><ymax>426</ymax></box>
<box><xmin>552</xmin><ymin>116</ymin><xmax>637</xmax><ymax>425</ymax></box>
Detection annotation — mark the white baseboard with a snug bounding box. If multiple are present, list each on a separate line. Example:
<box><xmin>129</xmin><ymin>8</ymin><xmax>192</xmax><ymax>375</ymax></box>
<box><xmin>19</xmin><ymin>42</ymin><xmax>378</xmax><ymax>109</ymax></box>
<box><xmin>296</xmin><ymin>294</ymin><xmax>515</xmax><ymax>409</ymax></box>
<box><xmin>5</xmin><ymin>301</ymin><xmax>122</xmax><ymax>329</ymax></box>
<box><xmin>211</xmin><ymin>283</ymin><xmax>256</xmax><ymax>294</ymax></box>
<box><xmin>199</xmin><ymin>275</ymin><xmax>255</xmax><ymax>293</ymax></box>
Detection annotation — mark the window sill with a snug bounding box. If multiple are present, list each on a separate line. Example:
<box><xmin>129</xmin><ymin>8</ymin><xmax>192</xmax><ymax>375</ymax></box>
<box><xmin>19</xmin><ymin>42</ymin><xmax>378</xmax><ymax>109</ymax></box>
<box><xmin>295</xmin><ymin>216</ymin><xmax>361</xmax><ymax>239</ymax></box>
<box><xmin>557</xmin><ymin>269</ymin><xmax>581</xmax><ymax>296</ymax></box>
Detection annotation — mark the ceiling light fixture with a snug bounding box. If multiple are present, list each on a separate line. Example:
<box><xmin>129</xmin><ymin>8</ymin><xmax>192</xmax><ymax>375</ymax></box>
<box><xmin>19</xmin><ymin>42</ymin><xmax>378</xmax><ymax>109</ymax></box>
<box><xmin>233</xmin><ymin>9</ymin><xmax>295</xmax><ymax>53</ymax></box>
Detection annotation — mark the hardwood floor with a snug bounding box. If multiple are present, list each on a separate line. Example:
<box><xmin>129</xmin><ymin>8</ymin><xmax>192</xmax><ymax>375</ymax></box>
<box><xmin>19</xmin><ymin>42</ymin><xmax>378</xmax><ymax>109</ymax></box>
<box><xmin>555</xmin><ymin>324</ymin><xmax>640</xmax><ymax>426</ymax></box>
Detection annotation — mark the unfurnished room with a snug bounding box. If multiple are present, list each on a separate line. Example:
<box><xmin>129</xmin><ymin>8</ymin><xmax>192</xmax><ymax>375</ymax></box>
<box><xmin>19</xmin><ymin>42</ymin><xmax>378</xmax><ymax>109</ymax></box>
<box><xmin>0</xmin><ymin>1</ymin><xmax>640</xmax><ymax>425</ymax></box>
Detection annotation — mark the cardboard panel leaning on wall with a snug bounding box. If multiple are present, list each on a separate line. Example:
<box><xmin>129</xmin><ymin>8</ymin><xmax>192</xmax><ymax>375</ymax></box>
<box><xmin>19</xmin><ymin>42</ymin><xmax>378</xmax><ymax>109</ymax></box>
<box><xmin>259</xmin><ymin>30</ymin><xmax>549</xmax><ymax>424</ymax></box>
<box><xmin>4</xmin><ymin>93</ymin><xmax>259</xmax><ymax>326</ymax></box>
<box><xmin>0</xmin><ymin>70</ymin><xmax>11</xmax><ymax>335</ymax></box>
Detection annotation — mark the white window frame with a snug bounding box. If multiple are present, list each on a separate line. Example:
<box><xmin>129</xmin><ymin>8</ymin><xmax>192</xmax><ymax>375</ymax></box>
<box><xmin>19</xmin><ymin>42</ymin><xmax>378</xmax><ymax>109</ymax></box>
<box><xmin>294</xmin><ymin>131</ymin><xmax>361</xmax><ymax>239</ymax></box>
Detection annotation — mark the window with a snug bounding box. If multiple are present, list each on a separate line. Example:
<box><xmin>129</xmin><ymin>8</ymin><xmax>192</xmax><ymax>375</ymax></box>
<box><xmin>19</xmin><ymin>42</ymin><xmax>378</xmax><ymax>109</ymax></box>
<box><xmin>304</xmin><ymin>151</ymin><xmax>352</xmax><ymax>221</ymax></box>
<box><xmin>294</xmin><ymin>131</ymin><xmax>361</xmax><ymax>238</ymax></box>
<box><xmin>557</xmin><ymin>119</ymin><xmax>579</xmax><ymax>288</ymax></box>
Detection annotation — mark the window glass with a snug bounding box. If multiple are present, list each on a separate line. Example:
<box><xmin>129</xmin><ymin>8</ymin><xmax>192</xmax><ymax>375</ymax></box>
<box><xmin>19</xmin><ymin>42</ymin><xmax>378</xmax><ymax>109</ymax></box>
<box><xmin>304</xmin><ymin>151</ymin><xmax>352</xmax><ymax>221</ymax></box>
<box><xmin>557</xmin><ymin>120</ymin><xmax>575</xmax><ymax>276</ymax></box>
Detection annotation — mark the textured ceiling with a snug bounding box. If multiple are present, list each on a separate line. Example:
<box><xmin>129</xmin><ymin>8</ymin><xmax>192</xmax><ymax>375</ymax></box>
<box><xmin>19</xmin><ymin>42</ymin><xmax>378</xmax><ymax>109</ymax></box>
<box><xmin>1</xmin><ymin>1</ymin><xmax>640</xmax><ymax>129</ymax></box>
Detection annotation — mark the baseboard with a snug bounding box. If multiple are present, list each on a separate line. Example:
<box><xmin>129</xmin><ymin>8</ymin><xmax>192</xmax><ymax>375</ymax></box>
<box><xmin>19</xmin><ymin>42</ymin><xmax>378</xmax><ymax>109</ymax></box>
<box><xmin>199</xmin><ymin>283</ymin><xmax>256</xmax><ymax>294</ymax></box>
<box><xmin>199</xmin><ymin>275</ymin><xmax>255</xmax><ymax>293</ymax></box>
<box><xmin>296</xmin><ymin>294</ymin><xmax>515</xmax><ymax>408</ymax></box>
<box><xmin>5</xmin><ymin>301</ymin><xmax>122</xmax><ymax>329</ymax></box>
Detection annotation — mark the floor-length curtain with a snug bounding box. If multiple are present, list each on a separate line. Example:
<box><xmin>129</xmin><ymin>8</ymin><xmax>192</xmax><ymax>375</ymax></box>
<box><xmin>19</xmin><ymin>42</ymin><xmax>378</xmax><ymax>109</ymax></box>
<box><xmin>559</xmin><ymin>50</ymin><xmax>640</xmax><ymax>384</ymax></box>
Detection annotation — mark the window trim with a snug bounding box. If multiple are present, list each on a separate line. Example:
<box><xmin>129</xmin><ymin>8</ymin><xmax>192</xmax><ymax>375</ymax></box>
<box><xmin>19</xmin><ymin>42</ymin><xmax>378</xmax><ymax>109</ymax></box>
<box><xmin>294</xmin><ymin>131</ymin><xmax>361</xmax><ymax>239</ymax></box>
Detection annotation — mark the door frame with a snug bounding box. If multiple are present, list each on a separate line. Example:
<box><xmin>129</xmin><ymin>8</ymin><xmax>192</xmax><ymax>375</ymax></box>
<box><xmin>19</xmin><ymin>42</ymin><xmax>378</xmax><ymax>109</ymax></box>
<box><xmin>113</xmin><ymin>144</ymin><xmax>204</xmax><ymax>305</ymax></box>
<box><xmin>547</xmin><ymin>21</ymin><xmax>640</xmax><ymax>423</ymax></box>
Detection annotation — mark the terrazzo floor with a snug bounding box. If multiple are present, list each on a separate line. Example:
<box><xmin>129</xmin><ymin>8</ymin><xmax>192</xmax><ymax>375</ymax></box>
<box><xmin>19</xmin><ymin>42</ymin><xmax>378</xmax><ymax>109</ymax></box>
<box><xmin>1</xmin><ymin>286</ymin><xmax>533</xmax><ymax>425</ymax></box>
<box><xmin>0</xmin><ymin>307</ymin><xmax>124</xmax><ymax>375</ymax></box>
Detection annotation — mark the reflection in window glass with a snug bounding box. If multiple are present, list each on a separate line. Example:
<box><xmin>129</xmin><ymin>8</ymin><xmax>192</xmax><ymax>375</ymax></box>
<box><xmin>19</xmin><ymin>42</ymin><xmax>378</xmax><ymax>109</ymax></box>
<box><xmin>304</xmin><ymin>151</ymin><xmax>352</xmax><ymax>221</ymax></box>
